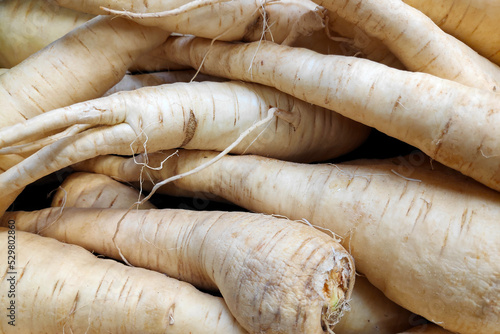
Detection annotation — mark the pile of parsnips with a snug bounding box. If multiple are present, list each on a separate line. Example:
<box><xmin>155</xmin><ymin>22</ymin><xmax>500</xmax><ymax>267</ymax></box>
<box><xmin>0</xmin><ymin>0</ymin><xmax>498</xmax><ymax>333</ymax></box>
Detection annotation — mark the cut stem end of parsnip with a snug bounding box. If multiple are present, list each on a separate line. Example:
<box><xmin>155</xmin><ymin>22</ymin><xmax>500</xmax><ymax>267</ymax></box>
<box><xmin>321</xmin><ymin>255</ymin><xmax>354</xmax><ymax>333</ymax></box>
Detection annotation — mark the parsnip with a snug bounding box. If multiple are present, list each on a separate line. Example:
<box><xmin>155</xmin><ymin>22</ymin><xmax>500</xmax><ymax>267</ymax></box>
<box><xmin>1</xmin><ymin>208</ymin><xmax>355</xmax><ymax>334</ymax></box>
<box><xmin>159</xmin><ymin>36</ymin><xmax>500</xmax><ymax>191</ymax></box>
<box><xmin>0</xmin><ymin>228</ymin><xmax>246</xmax><ymax>333</ymax></box>
<box><xmin>51</xmin><ymin>172</ymin><xmax>156</xmax><ymax>209</ymax></box>
<box><xmin>313</xmin><ymin>0</ymin><xmax>500</xmax><ymax>91</ymax></box>
<box><xmin>0</xmin><ymin>81</ymin><xmax>369</xmax><ymax>196</ymax></box>
<box><xmin>75</xmin><ymin>150</ymin><xmax>500</xmax><ymax>334</ymax></box>
<box><xmin>54</xmin><ymin>0</ymin><xmax>326</xmax><ymax>45</ymax></box>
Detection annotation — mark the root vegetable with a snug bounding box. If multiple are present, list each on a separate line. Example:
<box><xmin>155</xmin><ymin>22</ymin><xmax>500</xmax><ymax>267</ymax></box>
<box><xmin>103</xmin><ymin>70</ymin><xmax>225</xmax><ymax>96</ymax></box>
<box><xmin>158</xmin><ymin>36</ymin><xmax>500</xmax><ymax>192</ymax></box>
<box><xmin>54</xmin><ymin>0</ymin><xmax>326</xmax><ymax>44</ymax></box>
<box><xmin>313</xmin><ymin>0</ymin><xmax>500</xmax><ymax>91</ymax></box>
<box><xmin>0</xmin><ymin>228</ymin><xmax>246</xmax><ymax>333</ymax></box>
<box><xmin>75</xmin><ymin>150</ymin><xmax>500</xmax><ymax>334</ymax></box>
<box><xmin>0</xmin><ymin>80</ymin><xmax>369</xmax><ymax>196</ymax></box>
<box><xmin>51</xmin><ymin>172</ymin><xmax>156</xmax><ymax>209</ymax></box>
<box><xmin>1</xmin><ymin>208</ymin><xmax>355</xmax><ymax>334</ymax></box>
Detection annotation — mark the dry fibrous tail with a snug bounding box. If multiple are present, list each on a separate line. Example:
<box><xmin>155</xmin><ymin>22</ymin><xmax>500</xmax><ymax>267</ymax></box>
<box><xmin>74</xmin><ymin>150</ymin><xmax>500</xmax><ymax>334</ymax></box>
<box><xmin>54</xmin><ymin>0</ymin><xmax>326</xmax><ymax>44</ymax></box>
<box><xmin>0</xmin><ymin>80</ymin><xmax>369</xmax><ymax>198</ymax></box>
<box><xmin>1</xmin><ymin>208</ymin><xmax>355</xmax><ymax>334</ymax></box>
<box><xmin>0</xmin><ymin>228</ymin><xmax>246</xmax><ymax>334</ymax></box>
<box><xmin>51</xmin><ymin>172</ymin><xmax>156</xmax><ymax>209</ymax></box>
<box><xmin>403</xmin><ymin>0</ymin><xmax>500</xmax><ymax>66</ymax></box>
<box><xmin>0</xmin><ymin>0</ymin><xmax>94</xmax><ymax>68</ymax></box>
<box><xmin>159</xmin><ymin>36</ymin><xmax>500</xmax><ymax>192</ymax></box>
<box><xmin>313</xmin><ymin>0</ymin><xmax>500</xmax><ymax>91</ymax></box>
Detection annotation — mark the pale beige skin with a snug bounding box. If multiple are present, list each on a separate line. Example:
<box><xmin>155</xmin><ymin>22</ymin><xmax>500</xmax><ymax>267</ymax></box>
<box><xmin>159</xmin><ymin>36</ymin><xmax>500</xmax><ymax>192</ymax></box>
<box><xmin>51</xmin><ymin>172</ymin><xmax>156</xmax><ymax>209</ymax></box>
<box><xmin>0</xmin><ymin>0</ymin><xmax>93</xmax><ymax>67</ymax></box>
<box><xmin>55</xmin><ymin>0</ymin><xmax>326</xmax><ymax>44</ymax></box>
<box><xmin>313</xmin><ymin>0</ymin><xmax>500</xmax><ymax>91</ymax></box>
<box><xmin>0</xmin><ymin>229</ymin><xmax>246</xmax><ymax>333</ymax></box>
<box><xmin>1</xmin><ymin>208</ymin><xmax>355</xmax><ymax>334</ymax></box>
<box><xmin>403</xmin><ymin>0</ymin><xmax>500</xmax><ymax>66</ymax></box>
<box><xmin>75</xmin><ymin>150</ymin><xmax>500</xmax><ymax>334</ymax></box>
<box><xmin>0</xmin><ymin>80</ymin><xmax>369</xmax><ymax>197</ymax></box>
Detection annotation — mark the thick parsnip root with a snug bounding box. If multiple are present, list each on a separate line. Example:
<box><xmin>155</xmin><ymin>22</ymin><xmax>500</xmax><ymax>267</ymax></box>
<box><xmin>2</xmin><ymin>208</ymin><xmax>355</xmax><ymax>334</ymax></box>
<box><xmin>75</xmin><ymin>150</ymin><xmax>500</xmax><ymax>334</ymax></box>
<box><xmin>55</xmin><ymin>0</ymin><xmax>326</xmax><ymax>44</ymax></box>
<box><xmin>314</xmin><ymin>0</ymin><xmax>500</xmax><ymax>91</ymax></box>
<box><xmin>403</xmin><ymin>0</ymin><xmax>500</xmax><ymax>66</ymax></box>
<box><xmin>0</xmin><ymin>228</ymin><xmax>246</xmax><ymax>333</ymax></box>
<box><xmin>51</xmin><ymin>172</ymin><xmax>156</xmax><ymax>209</ymax></box>
<box><xmin>0</xmin><ymin>81</ymin><xmax>369</xmax><ymax>197</ymax></box>
<box><xmin>0</xmin><ymin>0</ymin><xmax>93</xmax><ymax>67</ymax></box>
<box><xmin>159</xmin><ymin>36</ymin><xmax>500</xmax><ymax>192</ymax></box>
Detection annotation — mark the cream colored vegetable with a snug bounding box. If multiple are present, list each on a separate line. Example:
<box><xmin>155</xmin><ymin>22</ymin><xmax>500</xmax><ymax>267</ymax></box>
<box><xmin>54</xmin><ymin>0</ymin><xmax>326</xmax><ymax>45</ymax></box>
<box><xmin>0</xmin><ymin>228</ymin><xmax>246</xmax><ymax>333</ymax></box>
<box><xmin>51</xmin><ymin>172</ymin><xmax>156</xmax><ymax>209</ymax></box>
<box><xmin>313</xmin><ymin>0</ymin><xmax>500</xmax><ymax>91</ymax></box>
<box><xmin>1</xmin><ymin>208</ymin><xmax>355</xmax><ymax>334</ymax></box>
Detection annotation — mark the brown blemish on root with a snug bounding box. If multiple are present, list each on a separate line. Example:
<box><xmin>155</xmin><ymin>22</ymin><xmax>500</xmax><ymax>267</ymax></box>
<box><xmin>181</xmin><ymin>110</ymin><xmax>198</xmax><ymax>146</ymax></box>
